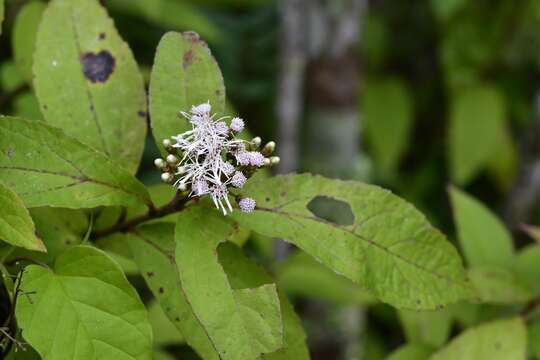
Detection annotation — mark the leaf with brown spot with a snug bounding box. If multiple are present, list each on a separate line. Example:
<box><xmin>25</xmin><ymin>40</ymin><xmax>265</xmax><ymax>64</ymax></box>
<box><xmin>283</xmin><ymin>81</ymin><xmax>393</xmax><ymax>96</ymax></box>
<box><xmin>149</xmin><ymin>31</ymin><xmax>225</xmax><ymax>154</ymax></box>
<box><xmin>33</xmin><ymin>0</ymin><xmax>147</xmax><ymax>174</ymax></box>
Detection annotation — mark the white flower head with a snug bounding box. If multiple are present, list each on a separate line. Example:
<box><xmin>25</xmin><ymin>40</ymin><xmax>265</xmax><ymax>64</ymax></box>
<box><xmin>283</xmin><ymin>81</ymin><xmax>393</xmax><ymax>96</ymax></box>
<box><xmin>221</xmin><ymin>161</ymin><xmax>235</xmax><ymax>176</ymax></box>
<box><xmin>169</xmin><ymin>102</ymin><xmax>271</xmax><ymax>215</ymax></box>
<box><xmin>230</xmin><ymin>117</ymin><xmax>244</xmax><ymax>132</ymax></box>
<box><xmin>248</xmin><ymin>152</ymin><xmax>265</xmax><ymax>167</ymax></box>
<box><xmin>191</xmin><ymin>102</ymin><xmax>211</xmax><ymax>116</ymax></box>
<box><xmin>231</xmin><ymin>171</ymin><xmax>247</xmax><ymax>188</ymax></box>
<box><xmin>239</xmin><ymin>197</ymin><xmax>256</xmax><ymax>213</ymax></box>
<box><xmin>236</xmin><ymin>151</ymin><xmax>251</xmax><ymax>166</ymax></box>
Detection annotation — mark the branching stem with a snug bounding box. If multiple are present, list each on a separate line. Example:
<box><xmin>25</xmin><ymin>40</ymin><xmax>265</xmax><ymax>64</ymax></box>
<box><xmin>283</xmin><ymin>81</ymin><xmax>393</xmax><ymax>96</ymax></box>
<box><xmin>91</xmin><ymin>191</ymin><xmax>191</xmax><ymax>239</ymax></box>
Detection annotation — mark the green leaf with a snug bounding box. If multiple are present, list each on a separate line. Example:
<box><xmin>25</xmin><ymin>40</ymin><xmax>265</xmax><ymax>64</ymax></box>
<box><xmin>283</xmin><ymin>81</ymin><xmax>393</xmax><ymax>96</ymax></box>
<box><xmin>0</xmin><ymin>182</ymin><xmax>45</xmax><ymax>252</ymax></box>
<box><xmin>387</xmin><ymin>343</ymin><xmax>433</xmax><ymax>360</ymax></box>
<box><xmin>33</xmin><ymin>0</ymin><xmax>147</xmax><ymax>174</ymax></box>
<box><xmin>106</xmin><ymin>0</ymin><xmax>219</xmax><ymax>42</ymax></box>
<box><xmin>128</xmin><ymin>223</ymin><xmax>309</xmax><ymax>360</ymax></box>
<box><xmin>515</xmin><ymin>244</ymin><xmax>540</xmax><ymax>295</ymax></box>
<box><xmin>468</xmin><ymin>266</ymin><xmax>532</xmax><ymax>303</ymax></box>
<box><xmin>449</xmin><ymin>85</ymin><xmax>506</xmax><ymax>184</ymax></box>
<box><xmin>398</xmin><ymin>308</ymin><xmax>452</xmax><ymax>348</ymax></box>
<box><xmin>233</xmin><ymin>285</ymin><xmax>282</xmax><ymax>355</ymax></box>
<box><xmin>126</xmin><ymin>223</ymin><xmax>220</xmax><ymax>360</ymax></box>
<box><xmin>363</xmin><ymin>77</ymin><xmax>413</xmax><ymax>176</ymax></box>
<box><xmin>0</xmin><ymin>116</ymin><xmax>151</xmax><ymax>208</ymax></box>
<box><xmin>148</xmin><ymin>300</ymin><xmax>184</xmax><ymax>346</ymax></box>
<box><xmin>149</xmin><ymin>31</ymin><xmax>225</xmax><ymax>153</ymax></box>
<box><xmin>449</xmin><ymin>187</ymin><xmax>514</xmax><ymax>268</ymax></box>
<box><xmin>430</xmin><ymin>317</ymin><xmax>526</xmax><ymax>360</ymax></box>
<box><xmin>232</xmin><ymin>174</ymin><xmax>473</xmax><ymax>310</ymax></box>
<box><xmin>7</xmin><ymin>207</ymin><xmax>88</xmax><ymax>263</ymax></box>
<box><xmin>12</xmin><ymin>1</ymin><xmax>46</xmax><ymax>82</ymax></box>
<box><xmin>276</xmin><ymin>251</ymin><xmax>376</xmax><ymax>305</ymax></box>
<box><xmin>218</xmin><ymin>242</ymin><xmax>310</xmax><ymax>360</ymax></box>
<box><xmin>16</xmin><ymin>246</ymin><xmax>153</xmax><ymax>359</ymax></box>
<box><xmin>175</xmin><ymin>207</ymin><xmax>282</xmax><ymax>359</ymax></box>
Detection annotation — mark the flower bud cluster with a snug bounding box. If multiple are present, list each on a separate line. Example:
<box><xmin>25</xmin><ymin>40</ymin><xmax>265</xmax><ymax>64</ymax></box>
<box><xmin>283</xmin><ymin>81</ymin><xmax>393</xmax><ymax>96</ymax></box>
<box><xmin>154</xmin><ymin>102</ymin><xmax>279</xmax><ymax>215</ymax></box>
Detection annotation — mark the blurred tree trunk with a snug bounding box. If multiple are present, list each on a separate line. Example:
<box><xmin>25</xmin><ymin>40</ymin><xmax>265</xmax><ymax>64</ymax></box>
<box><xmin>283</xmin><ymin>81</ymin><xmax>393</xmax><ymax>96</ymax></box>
<box><xmin>276</xmin><ymin>1</ymin><xmax>368</xmax><ymax>359</ymax></box>
<box><xmin>505</xmin><ymin>92</ymin><xmax>540</xmax><ymax>231</ymax></box>
<box><xmin>303</xmin><ymin>0</ymin><xmax>366</xmax><ymax>179</ymax></box>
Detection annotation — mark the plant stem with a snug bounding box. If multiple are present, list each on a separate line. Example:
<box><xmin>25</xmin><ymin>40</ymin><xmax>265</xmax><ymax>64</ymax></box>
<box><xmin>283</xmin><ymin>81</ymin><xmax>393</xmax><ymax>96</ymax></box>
<box><xmin>521</xmin><ymin>295</ymin><xmax>540</xmax><ymax>318</ymax></box>
<box><xmin>91</xmin><ymin>192</ymin><xmax>190</xmax><ymax>239</ymax></box>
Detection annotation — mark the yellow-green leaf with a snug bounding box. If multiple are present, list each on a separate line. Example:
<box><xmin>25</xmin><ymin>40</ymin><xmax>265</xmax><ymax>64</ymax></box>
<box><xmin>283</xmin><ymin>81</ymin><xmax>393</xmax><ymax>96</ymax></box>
<box><xmin>149</xmin><ymin>31</ymin><xmax>225</xmax><ymax>153</ymax></box>
<box><xmin>0</xmin><ymin>182</ymin><xmax>45</xmax><ymax>252</ymax></box>
<box><xmin>430</xmin><ymin>318</ymin><xmax>526</xmax><ymax>360</ymax></box>
<box><xmin>363</xmin><ymin>76</ymin><xmax>413</xmax><ymax>177</ymax></box>
<box><xmin>175</xmin><ymin>207</ymin><xmax>282</xmax><ymax>359</ymax></box>
<box><xmin>12</xmin><ymin>1</ymin><xmax>46</xmax><ymax>82</ymax></box>
<box><xmin>449</xmin><ymin>187</ymin><xmax>514</xmax><ymax>268</ymax></box>
<box><xmin>16</xmin><ymin>246</ymin><xmax>153</xmax><ymax>359</ymax></box>
<box><xmin>232</xmin><ymin>174</ymin><xmax>473</xmax><ymax>310</ymax></box>
<box><xmin>449</xmin><ymin>85</ymin><xmax>506</xmax><ymax>184</ymax></box>
<box><xmin>0</xmin><ymin>116</ymin><xmax>151</xmax><ymax>208</ymax></box>
<box><xmin>33</xmin><ymin>0</ymin><xmax>147</xmax><ymax>173</ymax></box>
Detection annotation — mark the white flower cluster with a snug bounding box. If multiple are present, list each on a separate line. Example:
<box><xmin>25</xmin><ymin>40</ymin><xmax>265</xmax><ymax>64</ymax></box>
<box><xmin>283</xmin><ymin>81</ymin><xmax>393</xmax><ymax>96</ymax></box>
<box><xmin>155</xmin><ymin>102</ymin><xmax>279</xmax><ymax>215</ymax></box>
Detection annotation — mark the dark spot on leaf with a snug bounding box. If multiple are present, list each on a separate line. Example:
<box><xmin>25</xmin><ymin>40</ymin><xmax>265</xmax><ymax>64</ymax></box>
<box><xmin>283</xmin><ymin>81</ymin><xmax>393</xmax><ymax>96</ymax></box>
<box><xmin>89</xmin><ymin>104</ymin><xmax>94</xmax><ymax>113</ymax></box>
<box><xmin>159</xmin><ymin>287</ymin><xmax>165</xmax><ymax>294</ymax></box>
<box><xmin>494</xmin><ymin>342</ymin><xmax>501</xmax><ymax>350</ymax></box>
<box><xmin>183</xmin><ymin>50</ymin><xmax>194</xmax><ymax>69</ymax></box>
<box><xmin>147</xmin><ymin>271</ymin><xmax>154</xmax><ymax>277</ymax></box>
<box><xmin>265</xmin><ymin>197</ymin><xmax>270</xmax><ymax>202</ymax></box>
<box><xmin>280</xmin><ymin>192</ymin><xmax>286</xmax><ymax>197</ymax></box>
<box><xmin>138</xmin><ymin>110</ymin><xmax>147</xmax><ymax>118</ymax></box>
<box><xmin>175</xmin><ymin>317</ymin><xmax>180</xmax><ymax>322</ymax></box>
<box><xmin>80</xmin><ymin>50</ymin><xmax>115</xmax><ymax>83</ymax></box>
<box><xmin>216</xmin><ymin>89</ymin><xmax>224</xmax><ymax>96</ymax></box>
<box><xmin>99</xmin><ymin>32</ymin><xmax>106</xmax><ymax>40</ymax></box>
<box><xmin>6</xmin><ymin>148</ymin><xmax>14</xmax><ymax>159</ymax></box>
<box><xmin>416</xmin><ymin>300</ymin><xmax>421</xmax><ymax>305</ymax></box>
<box><xmin>65</xmin><ymin>240</ymin><xmax>71</xmax><ymax>245</ymax></box>
<box><xmin>307</xmin><ymin>196</ymin><xmax>354</xmax><ymax>226</ymax></box>
<box><xmin>43</xmin><ymin>104</ymin><xmax>48</xmax><ymax>110</ymax></box>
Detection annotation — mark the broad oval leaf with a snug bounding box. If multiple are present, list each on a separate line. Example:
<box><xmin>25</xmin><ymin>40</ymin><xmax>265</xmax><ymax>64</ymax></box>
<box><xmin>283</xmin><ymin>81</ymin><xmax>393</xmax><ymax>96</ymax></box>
<box><xmin>430</xmin><ymin>317</ymin><xmax>526</xmax><ymax>360</ymax></box>
<box><xmin>8</xmin><ymin>207</ymin><xmax>88</xmax><ymax>264</ymax></box>
<box><xmin>0</xmin><ymin>116</ymin><xmax>151</xmax><ymax>208</ymax></box>
<box><xmin>515</xmin><ymin>244</ymin><xmax>540</xmax><ymax>295</ymax></box>
<box><xmin>363</xmin><ymin>76</ymin><xmax>413</xmax><ymax>177</ymax></box>
<box><xmin>468</xmin><ymin>266</ymin><xmax>532</xmax><ymax>304</ymax></box>
<box><xmin>175</xmin><ymin>207</ymin><xmax>282</xmax><ymax>359</ymax></box>
<box><xmin>398</xmin><ymin>308</ymin><xmax>452</xmax><ymax>348</ymax></box>
<box><xmin>0</xmin><ymin>182</ymin><xmax>45</xmax><ymax>252</ymax></box>
<box><xmin>12</xmin><ymin>1</ymin><xmax>46</xmax><ymax>82</ymax></box>
<box><xmin>448</xmin><ymin>85</ymin><xmax>506</xmax><ymax>184</ymax></box>
<box><xmin>33</xmin><ymin>0</ymin><xmax>147</xmax><ymax>173</ymax></box>
<box><xmin>149</xmin><ymin>31</ymin><xmax>225</xmax><ymax>152</ymax></box>
<box><xmin>449</xmin><ymin>187</ymin><xmax>514</xmax><ymax>268</ymax></box>
<box><xmin>232</xmin><ymin>174</ymin><xmax>473</xmax><ymax>309</ymax></box>
<box><xmin>127</xmin><ymin>222</ymin><xmax>307</xmax><ymax>360</ymax></box>
<box><xmin>16</xmin><ymin>246</ymin><xmax>153</xmax><ymax>360</ymax></box>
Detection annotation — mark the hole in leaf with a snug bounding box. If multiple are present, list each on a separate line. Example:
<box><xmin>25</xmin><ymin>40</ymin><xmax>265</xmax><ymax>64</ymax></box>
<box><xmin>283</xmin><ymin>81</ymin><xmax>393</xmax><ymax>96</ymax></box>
<box><xmin>307</xmin><ymin>196</ymin><xmax>354</xmax><ymax>226</ymax></box>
